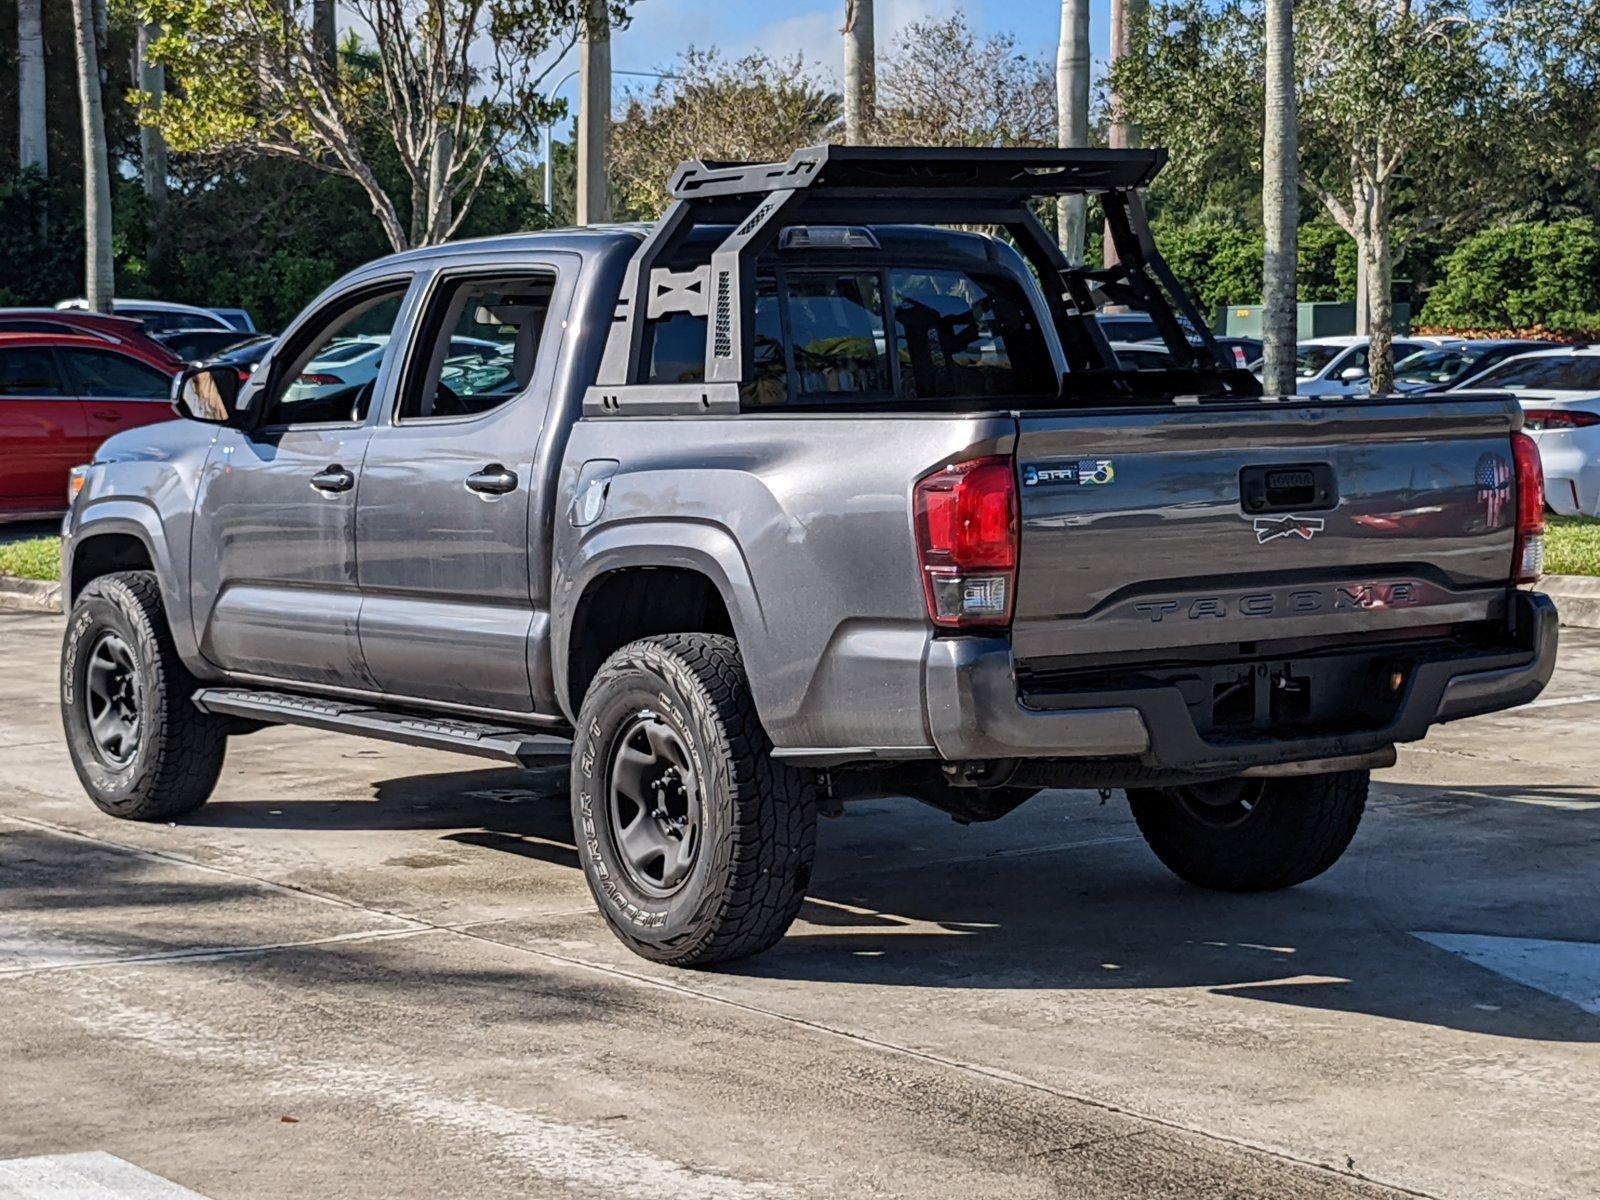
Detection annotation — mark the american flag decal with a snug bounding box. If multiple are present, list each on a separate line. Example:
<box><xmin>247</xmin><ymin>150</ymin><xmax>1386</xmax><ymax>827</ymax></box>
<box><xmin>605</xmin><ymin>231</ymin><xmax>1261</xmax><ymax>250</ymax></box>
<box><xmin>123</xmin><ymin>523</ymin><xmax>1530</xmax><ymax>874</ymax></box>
<box><xmin>1476</xmin><ymin>453</ymin><xmax>1512</xmax><ymax>526</ymax></box>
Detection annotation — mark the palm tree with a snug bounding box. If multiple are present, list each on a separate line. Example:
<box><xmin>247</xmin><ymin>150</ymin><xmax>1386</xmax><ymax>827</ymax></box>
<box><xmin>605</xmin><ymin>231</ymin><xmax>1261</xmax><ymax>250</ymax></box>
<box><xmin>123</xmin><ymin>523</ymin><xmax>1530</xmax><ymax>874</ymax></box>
<box><xmin>17</xmin><ymin>0</ymin><xmax>47</xmax><ymax>175</ymax></box>
<box><xmin>1260</xmin><ymin>0</ymin><xmax>1298</xmax><ymax>395</ymax></box>
<box><xmin>576</xmin><ymin>0</ymin><xmax>611</xmax><ymax>225</ymax></box>
<box><xmin>71</xmin><ymin>0</ymin><xmax>113</xmax><ymax>312</ymax></box>
<box><xmin>311</xmin><ymin>0</ymin><xmax>338</xmax><ymax>73</ymax></box>
<box><xmin>843</xmin><ymin>0</ymin><xmax>875</xmax><ymax>144</ymax></box>
<box><xmin>1057</xmin><ymin>0</ymin><xmax>1090</xmax><ymax>262</ymax></box>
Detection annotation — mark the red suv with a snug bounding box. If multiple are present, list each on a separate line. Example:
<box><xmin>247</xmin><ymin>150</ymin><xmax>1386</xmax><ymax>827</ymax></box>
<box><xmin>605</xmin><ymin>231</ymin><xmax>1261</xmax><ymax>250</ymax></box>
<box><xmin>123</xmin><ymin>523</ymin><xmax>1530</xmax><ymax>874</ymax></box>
<box><xmin>0</xmin><ymin>331</ymin><xmax>182</xmax><ymax>519</ymax></box>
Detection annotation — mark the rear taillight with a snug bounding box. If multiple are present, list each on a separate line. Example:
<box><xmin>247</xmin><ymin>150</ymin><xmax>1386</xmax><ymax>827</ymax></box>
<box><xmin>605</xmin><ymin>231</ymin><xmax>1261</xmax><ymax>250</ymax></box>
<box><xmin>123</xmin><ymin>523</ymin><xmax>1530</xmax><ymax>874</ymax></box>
<box><xmin>1523</xmin><ymin>408</ymin><xmax>1600</xmax><ymax>430</ymax></box>
<box><xmin>913</xmin><ymin>456</ymin><xmax>1018</xmax><ymax>628</ymax></box>
<box><xmin>1511</xmin><ymin>431</ymin><xmax>1545</xmax><ymax>584</ymax></box>
<box><xmin>298</xmin><ymin>372</ymin><xmax>343</xmax><ymax>386</ymax></box>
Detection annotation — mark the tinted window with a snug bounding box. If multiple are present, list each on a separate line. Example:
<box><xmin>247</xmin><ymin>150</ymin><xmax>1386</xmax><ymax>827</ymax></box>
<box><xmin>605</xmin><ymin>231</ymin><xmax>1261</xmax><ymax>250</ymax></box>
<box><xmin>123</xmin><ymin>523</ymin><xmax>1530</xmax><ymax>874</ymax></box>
<box><xmin>890</xmin><ymin>269</ymin><xmax>1053</xmax><ymax>398</ymax></box>
<box><xmin>645</xmin><ymin>275</ymin><xmax>783</xmax><ymax>402</ymax></box>
<box><xmin>1097</xmin><ymin>315</ymin><xmax>1160</xmax><ymax>341</ymax></box>
<box><xmin>0</xmin><ymin>347</ymin><xmax>64</xmax><ymax>396</ymax></box>
<box><xmin>1395</xmin><ymin>348</ymin><xmax>1467</xmax><ymax>384</ymax></box>
<box><xmin>128</xmin><ymin>309</ymin><xmax>228</xmax><ymax>333</ymax></box>
<box><xmin>787</xmin><ymin>271</ymin><xmax>890</xmax><ymax>397</ymax></box>
<box><xmin>60</xmin><ymin>349</ymin><xmax>169</xmax><ymax>398</ymax></box>
<box><xmin>0</xmin><ymin>319</ymin><xmax>76</xmax><ymax>335</ymax></box>
<box><xmin>1296</xmin><ymin>345</ymin><xmax>1344</xmax><ymax>376</ymax></box>
<box><xmin>1469</xmin><ymin>354</ymin><xmax>1600</xmax><ymax>391</ymax></box>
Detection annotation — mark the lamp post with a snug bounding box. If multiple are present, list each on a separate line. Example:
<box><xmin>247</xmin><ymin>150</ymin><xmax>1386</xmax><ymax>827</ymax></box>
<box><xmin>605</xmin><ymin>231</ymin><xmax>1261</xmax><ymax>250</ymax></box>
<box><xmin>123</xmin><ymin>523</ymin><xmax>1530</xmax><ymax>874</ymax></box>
<box><xmin>542</xmin><ymin>67</ymin><xmax>679</xmax><ymax>220</ymax></box>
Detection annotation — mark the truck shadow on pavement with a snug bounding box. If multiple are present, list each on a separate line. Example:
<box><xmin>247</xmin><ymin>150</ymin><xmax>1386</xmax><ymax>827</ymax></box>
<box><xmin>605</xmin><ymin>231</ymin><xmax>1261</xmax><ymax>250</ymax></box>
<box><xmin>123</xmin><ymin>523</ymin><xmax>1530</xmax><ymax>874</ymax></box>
<box><xmin>182</xmin><ymin>767</ymin><xmax>1600</xmax><ymax>1044</ymax></box>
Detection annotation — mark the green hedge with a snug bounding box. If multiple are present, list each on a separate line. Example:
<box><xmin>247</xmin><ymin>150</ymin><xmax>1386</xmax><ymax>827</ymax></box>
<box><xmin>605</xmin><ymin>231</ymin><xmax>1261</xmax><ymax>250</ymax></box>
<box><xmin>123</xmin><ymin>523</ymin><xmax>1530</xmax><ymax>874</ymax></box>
<box><xmin>1421</xmin><ymin>220</ymin><xmax>1600</xmax><ymax>333</ymax></box>
<box><xmin>1155</xmin><ymin>219</ymin><xmax>1356</xmax><ymax>311</ymax></box>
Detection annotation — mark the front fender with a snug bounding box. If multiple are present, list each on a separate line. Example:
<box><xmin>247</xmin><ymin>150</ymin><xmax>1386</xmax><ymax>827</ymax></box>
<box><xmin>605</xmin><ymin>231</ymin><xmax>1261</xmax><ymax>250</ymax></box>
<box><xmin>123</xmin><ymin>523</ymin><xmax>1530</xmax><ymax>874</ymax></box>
<box><xmin>67</xmin><ymin>498</ymin><xmax>205</xmax><ymax>672</ymax></box>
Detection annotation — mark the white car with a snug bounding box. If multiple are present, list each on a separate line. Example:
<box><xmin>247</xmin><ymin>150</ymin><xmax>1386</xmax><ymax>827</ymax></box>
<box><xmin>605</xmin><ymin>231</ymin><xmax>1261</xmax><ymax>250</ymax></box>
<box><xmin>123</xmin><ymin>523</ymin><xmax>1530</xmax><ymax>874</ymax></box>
<box><xmin>287</xmin><ymin>334</ymin><xmax>503</xmax><ymax>404</ymax></box>
<box><xmin>1451</xmin><ymin>346</ymin><xmax>1600</xmax><ymax>516</ymax></box>
<box><xmin>55</xmin><ymin>297</ymin><xmax>235</xmax><ymax>334</ymax></box>
<box><xmin>1277</xmin><ymin>335</ymin><xmax>1432</xmax><ymax>396</ymax></box>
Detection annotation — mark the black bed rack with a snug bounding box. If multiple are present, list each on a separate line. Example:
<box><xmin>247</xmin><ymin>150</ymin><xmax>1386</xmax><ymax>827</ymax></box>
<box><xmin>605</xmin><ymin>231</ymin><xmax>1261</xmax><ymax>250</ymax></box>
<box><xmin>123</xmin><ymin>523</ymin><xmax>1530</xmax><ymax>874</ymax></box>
<box><xmin>589</xmin><ymin>144</ymin><xmax>1254</xmax><ymax>413</ymax></box>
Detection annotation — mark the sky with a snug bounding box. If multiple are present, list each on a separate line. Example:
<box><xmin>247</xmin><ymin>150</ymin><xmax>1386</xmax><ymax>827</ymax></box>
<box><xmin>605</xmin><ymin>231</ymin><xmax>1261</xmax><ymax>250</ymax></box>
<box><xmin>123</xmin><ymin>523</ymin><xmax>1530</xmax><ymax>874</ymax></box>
<box><xmin>539</xmin><ymin>0</ymin><xmax>1117</xmax><ymax>131</ymax></box>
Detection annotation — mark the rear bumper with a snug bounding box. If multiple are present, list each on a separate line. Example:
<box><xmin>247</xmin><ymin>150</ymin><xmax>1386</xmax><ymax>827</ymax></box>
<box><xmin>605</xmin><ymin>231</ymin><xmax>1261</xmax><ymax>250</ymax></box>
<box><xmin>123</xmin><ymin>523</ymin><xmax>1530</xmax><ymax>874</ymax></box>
<box><xmin>923</xmin><ymin>591</ymin><xmax>1558</xmax><ymax>775</ymax></box>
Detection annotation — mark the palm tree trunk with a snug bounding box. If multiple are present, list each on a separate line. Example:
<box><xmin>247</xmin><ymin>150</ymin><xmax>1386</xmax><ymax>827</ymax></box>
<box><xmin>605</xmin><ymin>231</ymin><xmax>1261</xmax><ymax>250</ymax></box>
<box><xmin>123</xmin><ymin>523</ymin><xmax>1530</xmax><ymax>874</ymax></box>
<box><xmin>843</xmin><ymin>0</ymin><xmax>875</xmax><ymax>145</ymax></box>
<box><xmin>17</xmin><ymin>0</ymin><xmax>47</xmax><ymax>175</ymax></box>
<box><xmin>1103</xmin><ymin>0</ymin><xmax>1146</xmax><ymax>267</ymax></box>
<box><xmin>311</xmin><ymin>0</ymin><xmax>338</xmax><ymax>75</ymax></box>
<box><xmin>1260</xmin><ymin>0</ymin><xmax>1298</xmax><ymax>395</ymax></box>
<box><xmin>136</xmin><ymin>20</ymin><xmax>169</xmax><ymax>273</ymax></box>
<box><xmin>576</xmin><ymin>0</ymin><xmax>611</xmax><ymax>226</ymax></box>
<box><xmin>71</xmin><ymin>0</ymin><xmax>113</xmax><ymax>312</ymax></box>
<box><xmin>1057</xmin><ymin>0</ymin><xmax>1090</xmax><ymax>263</ymax></box>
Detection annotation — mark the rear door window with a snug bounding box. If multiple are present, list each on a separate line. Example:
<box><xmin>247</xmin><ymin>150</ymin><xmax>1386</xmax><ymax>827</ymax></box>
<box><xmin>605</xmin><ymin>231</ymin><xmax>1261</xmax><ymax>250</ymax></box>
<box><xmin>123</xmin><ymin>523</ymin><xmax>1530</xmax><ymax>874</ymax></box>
<box><xmin>0</xmin><ymin>347</ymin><xmax>66</xmax><ymax>395</ymax></box>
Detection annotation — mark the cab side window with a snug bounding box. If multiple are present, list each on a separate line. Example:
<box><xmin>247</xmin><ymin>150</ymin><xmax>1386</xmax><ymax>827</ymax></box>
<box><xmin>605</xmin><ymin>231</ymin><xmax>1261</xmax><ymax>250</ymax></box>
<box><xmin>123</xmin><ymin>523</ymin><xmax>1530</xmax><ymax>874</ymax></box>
<box><xmin>0</xmin><ymin>348</ymin><xmax>66</xmax><ymax>396</ymax></box>
<box><xmin>60</xmin><ymin>349</ymin><xmax>171</xmax><ymax>399</ymax></box>
<box><xmin>397</xmin><ymin>273</ymin><xmax>555</xmax><ymax>422</ymax></box>
<box><xmin>257</xmin><ymin>288</ymin><xmax>408</xmax><ymax>427</ymax></box>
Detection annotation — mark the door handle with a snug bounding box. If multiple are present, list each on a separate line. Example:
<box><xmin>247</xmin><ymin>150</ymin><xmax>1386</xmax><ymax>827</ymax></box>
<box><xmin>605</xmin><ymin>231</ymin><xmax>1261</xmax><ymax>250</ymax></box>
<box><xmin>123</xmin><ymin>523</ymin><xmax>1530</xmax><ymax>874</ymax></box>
<box><xmin>465</xmin><ymin>464</ymin><xmax>518</xmax><ymax>495</ymax></box>
<box><xmin>310</xmin><ymin>465</ymin><xmax>355</xmax><ymax>494</ymax></box>
<box><xmin>89</xmin><ymin>408</ymin><xmax>120</xmax><ymax>422</ymax></box>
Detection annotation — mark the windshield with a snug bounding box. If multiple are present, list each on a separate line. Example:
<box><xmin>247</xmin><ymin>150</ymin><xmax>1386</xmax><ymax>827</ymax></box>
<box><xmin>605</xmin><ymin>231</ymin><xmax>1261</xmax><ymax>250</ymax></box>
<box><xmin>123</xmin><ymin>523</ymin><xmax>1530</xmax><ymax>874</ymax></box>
<box><xmin>1468</xmin><ymin>354</ymin><xmax>1600</xmax><ymax>391</ymax></box>
<box><xmin>1296</xmin><ymin>345</ymin><xmax>1344</xmax><ymax>377</ymax></box>
<box><xmin>1396</xmin><ymin>349</ymin><xmax>1473</xmax><ymax>385</ymax></box>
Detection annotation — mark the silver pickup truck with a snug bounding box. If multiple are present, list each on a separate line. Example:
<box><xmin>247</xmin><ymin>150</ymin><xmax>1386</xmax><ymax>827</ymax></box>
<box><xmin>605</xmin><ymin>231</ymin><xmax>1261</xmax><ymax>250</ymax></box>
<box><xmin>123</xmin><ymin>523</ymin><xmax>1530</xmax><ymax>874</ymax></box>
<box><xmin>58</xmin><ymin>146</ymin><xmax>1556</xmax><ymax>966</ymax></box>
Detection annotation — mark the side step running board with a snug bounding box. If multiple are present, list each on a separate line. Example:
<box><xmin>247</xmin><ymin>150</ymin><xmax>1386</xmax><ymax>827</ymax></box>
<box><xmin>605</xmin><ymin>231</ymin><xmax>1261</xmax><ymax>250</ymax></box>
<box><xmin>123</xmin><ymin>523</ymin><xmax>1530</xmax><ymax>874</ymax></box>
<box><xmin>193</xmin><ymin>688</ymin><xmax>572</xmax><ymax>768</ymax></box>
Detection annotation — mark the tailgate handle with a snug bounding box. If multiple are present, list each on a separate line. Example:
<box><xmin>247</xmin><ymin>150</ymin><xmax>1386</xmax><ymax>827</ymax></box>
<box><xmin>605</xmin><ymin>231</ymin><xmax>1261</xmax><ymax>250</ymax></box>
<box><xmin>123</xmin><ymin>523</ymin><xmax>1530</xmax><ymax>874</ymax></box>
<box><xmin>1240</xmin><ymin>463</ymin><xmax>1337</xmax><ymax>513</ymax></box>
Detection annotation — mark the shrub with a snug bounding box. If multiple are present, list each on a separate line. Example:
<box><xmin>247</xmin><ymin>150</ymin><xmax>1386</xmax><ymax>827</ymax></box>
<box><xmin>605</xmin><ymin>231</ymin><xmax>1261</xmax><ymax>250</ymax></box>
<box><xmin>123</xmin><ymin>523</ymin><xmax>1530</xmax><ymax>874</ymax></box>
<box><xmin>1421</xmin><ymin>220</ymin><xmax>1600</xmax><ymax>332</ymax></box>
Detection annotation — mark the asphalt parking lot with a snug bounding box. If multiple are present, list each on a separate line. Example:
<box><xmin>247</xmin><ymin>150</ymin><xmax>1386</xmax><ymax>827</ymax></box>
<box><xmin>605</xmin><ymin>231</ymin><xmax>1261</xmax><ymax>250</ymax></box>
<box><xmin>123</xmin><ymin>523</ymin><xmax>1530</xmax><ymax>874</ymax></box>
<box><xmin>2</xmin><ymin>608</ymin><xmax>1598</xmax><ymax>1200</ymax></box>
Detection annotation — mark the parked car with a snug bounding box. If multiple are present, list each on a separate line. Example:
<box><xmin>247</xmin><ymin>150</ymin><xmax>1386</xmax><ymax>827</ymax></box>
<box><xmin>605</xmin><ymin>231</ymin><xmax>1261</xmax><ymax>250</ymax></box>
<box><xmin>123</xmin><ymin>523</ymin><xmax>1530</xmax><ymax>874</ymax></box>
<box><xmin>1109</xmin><ymin>340</ymin><xmax>1177</xmax><ymax>370</ymax></box>
<box><xmin>1284</xmin><ymin>335</ymin><xmax>1431</xmax><ymax>395</ymax></box>
<box><xmin>1450</xmin><ymin>346</ymin><xmax>1600</xmax><ymax>515</ymax></box>
<box><xmin>198</xmin><ymin>334</ymin><xmax>277</xmax><ymax>383</ymax></box>
<box><xmin>155</xmin><ymin>327</ymin><xmax>263</xmax><ymax>363</ymax></box>
<box><xmin>209</xmin><ymin>307</ymin><xmax>258</xmax><ymax>333</ymax></box>
<box><xmin>1096</xmin><ymin>311</ymin><xmax>1164</xmax><ymax>342</ymax></box>
<box><xmin>0</xmin><ymin>308</ymin><xmax>183</xmax><ymax>367</ymax></box>
<box><xmin>59</xmin><ymin>146</ymin><xmax>1553</xmax><ymax>968</ymax></box>
<box><xmin>1392</xmin><ymin>340</ymin><xmax>1551</xmax><ymax>394</ymax></box>
<box><xmin>55</xmin><ymin>298</ymin><xmax>235</xmax><ymax>334</ymax></box>
<box><xmin>0</xmin><ymin>331</ymin><xmax>179</xmax><ymax>519</ymax></box>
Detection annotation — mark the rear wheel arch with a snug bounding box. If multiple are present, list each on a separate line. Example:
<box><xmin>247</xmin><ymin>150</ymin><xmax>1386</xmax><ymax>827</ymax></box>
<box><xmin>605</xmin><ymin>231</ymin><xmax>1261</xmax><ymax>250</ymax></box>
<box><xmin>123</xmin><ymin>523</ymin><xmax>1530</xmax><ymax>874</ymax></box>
<box><xmin>565</xmin><ymin>566</ymin><xmax>736</xmax><ymax>718</ymax></box>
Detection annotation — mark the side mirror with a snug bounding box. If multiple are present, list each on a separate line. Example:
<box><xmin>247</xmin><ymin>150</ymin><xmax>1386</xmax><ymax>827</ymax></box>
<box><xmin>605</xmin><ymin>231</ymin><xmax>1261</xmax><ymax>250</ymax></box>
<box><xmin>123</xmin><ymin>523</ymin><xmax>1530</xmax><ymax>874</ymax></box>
<box><xmin>172</xmin><ymin>363</ymin><xmax>246</xmax><ymax>427</ymax></box>
<box><xmin>1337</xmin><ymin>364</ymin><xmax>1368</xmax><ymax>382</ymax></box>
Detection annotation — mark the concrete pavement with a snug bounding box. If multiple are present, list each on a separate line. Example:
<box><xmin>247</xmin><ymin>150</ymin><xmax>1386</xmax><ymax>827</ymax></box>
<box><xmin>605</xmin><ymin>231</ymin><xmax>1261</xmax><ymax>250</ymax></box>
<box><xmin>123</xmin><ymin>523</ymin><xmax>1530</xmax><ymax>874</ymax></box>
<box><xmin>2</xmin><ymin>608</ymin><xmax>1598</xmax><ymax>1199</ymax></box>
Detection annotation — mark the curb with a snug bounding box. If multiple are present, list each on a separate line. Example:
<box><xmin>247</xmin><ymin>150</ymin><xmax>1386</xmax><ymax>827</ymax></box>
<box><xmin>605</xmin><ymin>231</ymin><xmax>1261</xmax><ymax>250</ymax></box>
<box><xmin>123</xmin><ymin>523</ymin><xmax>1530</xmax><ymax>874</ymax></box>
<box><xmin>0</xmin><ymin>574</ymin><xmax>61</xmax><ymax>615</ymax></box>
<box><xmin>1542</xmin><ymin>575</ymin><xmax>1600</xmax><ymax>631</ymax></box>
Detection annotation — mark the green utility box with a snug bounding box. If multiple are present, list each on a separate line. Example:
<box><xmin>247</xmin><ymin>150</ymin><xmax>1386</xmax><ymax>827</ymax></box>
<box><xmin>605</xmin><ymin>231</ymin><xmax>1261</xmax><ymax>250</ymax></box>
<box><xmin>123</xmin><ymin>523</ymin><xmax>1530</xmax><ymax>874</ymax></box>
<box><xmin>1215</xmin><ymin>302</ymin><xmax>1411</xmax><ymax>339</ymax></box>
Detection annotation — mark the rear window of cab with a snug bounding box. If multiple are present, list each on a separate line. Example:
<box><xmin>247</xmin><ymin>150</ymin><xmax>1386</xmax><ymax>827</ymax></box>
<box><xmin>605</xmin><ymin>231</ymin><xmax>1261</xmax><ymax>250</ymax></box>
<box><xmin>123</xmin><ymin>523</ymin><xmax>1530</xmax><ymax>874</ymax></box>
<box><xmin>644</xmin><ymin>265</ymin><xmax>1057</xmax><ymax>407</ymax></box>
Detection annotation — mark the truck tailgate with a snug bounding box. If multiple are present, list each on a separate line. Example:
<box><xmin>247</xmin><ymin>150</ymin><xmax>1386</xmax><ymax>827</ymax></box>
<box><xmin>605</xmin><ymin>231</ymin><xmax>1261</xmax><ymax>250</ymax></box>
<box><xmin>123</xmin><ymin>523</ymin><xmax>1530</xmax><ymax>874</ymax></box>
<box><xmin>1011</xmin><ymin>396</ymin><xmax>1521</xmax><ymax>661</ymax></box>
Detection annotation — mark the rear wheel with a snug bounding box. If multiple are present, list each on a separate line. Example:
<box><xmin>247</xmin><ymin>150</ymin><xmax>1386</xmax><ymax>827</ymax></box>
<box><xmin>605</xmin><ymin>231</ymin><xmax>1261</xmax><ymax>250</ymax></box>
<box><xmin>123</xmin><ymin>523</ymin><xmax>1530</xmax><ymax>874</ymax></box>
<box><xmin>1127</xmin><ymin>770</ymin><xmax>1367</xmax><ymax>891</ymax></box>
<box><xmin>61</xmin><ymin>571</ymin><xmax>228</xmax><ymax>820</ymax></box>
<box><xmin>571</xmin><ymin>633</ymin><xmax>817</xmax><ymax>967</ymax></box>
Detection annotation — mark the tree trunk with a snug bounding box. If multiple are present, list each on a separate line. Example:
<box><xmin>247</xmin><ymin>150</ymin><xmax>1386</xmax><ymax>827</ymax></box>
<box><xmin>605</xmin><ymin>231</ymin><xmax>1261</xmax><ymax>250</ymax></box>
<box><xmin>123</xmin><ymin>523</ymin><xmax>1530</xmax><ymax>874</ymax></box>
<box><xmin>1364</xmin><ymin>202</ymin><xmax>1395</xmax><ymax>395</ymax></box>
<box><xmin>577</xmin><ymin>0</ymin><xmax>611</xmax><ymax>226</ymax></box>
<box><xmin>17</xmin><ymin>0</ymin><xmax>47</xmax><ymax>176</ymax></box>
<box><xmin>1056</xmin><ymin>0</ymin><xmax>1090</xmax><ymax>263</ymax></box>
<box><xmin>71</xmin><ymin>0</ymin><xmax>113</xmax><ymax>312</ymax></box>
<box><xmin>843</xmin><ymin>0</ymin><xmax>875</xmax><ymax>145</ymax></box>
<box><xmin>1104</xmin><ymin>0</ymin><xmax>1144</xmax><ymax>267</ymax></box>
<box><xmin>1260</xmin><ymin>0</ymin><xmax>1298</xmax><ymax>395</ymax></box>
<box><xmin>311</xmin><ymin>0</ymin><xmax>338</xmax><ymax>75</ymax></box>
<box><xmin>136</xmin><ymin>21</ymin><xmax>169</xmax><ymax>273</ymax></box>
<box><xmin>425</xmin><ymin>129</ymin><xmax>453</xmax><ymax>245</ymax></box>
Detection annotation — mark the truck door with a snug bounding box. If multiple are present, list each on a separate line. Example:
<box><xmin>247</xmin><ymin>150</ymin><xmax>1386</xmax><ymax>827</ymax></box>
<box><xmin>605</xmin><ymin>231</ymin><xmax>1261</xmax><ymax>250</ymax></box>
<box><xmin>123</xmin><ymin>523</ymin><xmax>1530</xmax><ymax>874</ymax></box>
<box><xmin>354</xmin><ymin>263</ymin><xmax>566</xmax><ymax>713</ymax></box>
<box><xmin>190</xmin><ymin>278</ymin><xmax>414</xmax><ymax>687</ymax></box>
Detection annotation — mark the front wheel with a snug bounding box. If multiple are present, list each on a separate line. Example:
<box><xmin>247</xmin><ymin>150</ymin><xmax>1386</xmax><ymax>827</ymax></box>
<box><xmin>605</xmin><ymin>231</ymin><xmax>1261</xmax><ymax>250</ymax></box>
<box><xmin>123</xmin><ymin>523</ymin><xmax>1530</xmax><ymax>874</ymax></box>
<box><xmin>570</xmin><ymin>633</ymin><xmax>817</xmax><ymax>967</ymax></box>
<box><xmin>61</xmin><ymin>570</ymin><xmax>228</xmax><ymax>820</ymax></box>
<box><xmin>1128</xmin><ymin>769</ymin><xmax>1368</xmax><ymax>892</ymax></box>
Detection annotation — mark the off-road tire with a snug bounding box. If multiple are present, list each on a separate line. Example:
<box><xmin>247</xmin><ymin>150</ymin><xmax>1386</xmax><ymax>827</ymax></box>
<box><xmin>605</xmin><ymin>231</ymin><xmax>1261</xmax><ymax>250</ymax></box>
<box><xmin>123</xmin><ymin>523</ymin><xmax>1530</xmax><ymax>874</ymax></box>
<box><xmin>61</xmin><ymin>570</ymin><xmax>227</xmax><ymax>820</ymax></box>
<box><xmin>1127</xmin><ymin>769</ymin><xmax>1368</xmax><ymax>892</ymax></box>
<box><xmin>571</xmin><ymin>633</ymin><xmax>817</xmax><ymax>967</ymax></box>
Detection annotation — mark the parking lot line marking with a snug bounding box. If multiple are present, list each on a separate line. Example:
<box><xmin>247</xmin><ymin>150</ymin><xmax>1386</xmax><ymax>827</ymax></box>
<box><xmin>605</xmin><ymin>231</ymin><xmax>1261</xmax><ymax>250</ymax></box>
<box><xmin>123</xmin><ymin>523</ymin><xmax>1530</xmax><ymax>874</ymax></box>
<box><xmin>0</xmin><ymin>1151</ymin><xmax>207</xmax><ymax>1199</ymax></box>
<box><xmin>1412</xmin><ymin>932</ymin><xmax>1600</xmax><ymax>1016</ymax></box>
